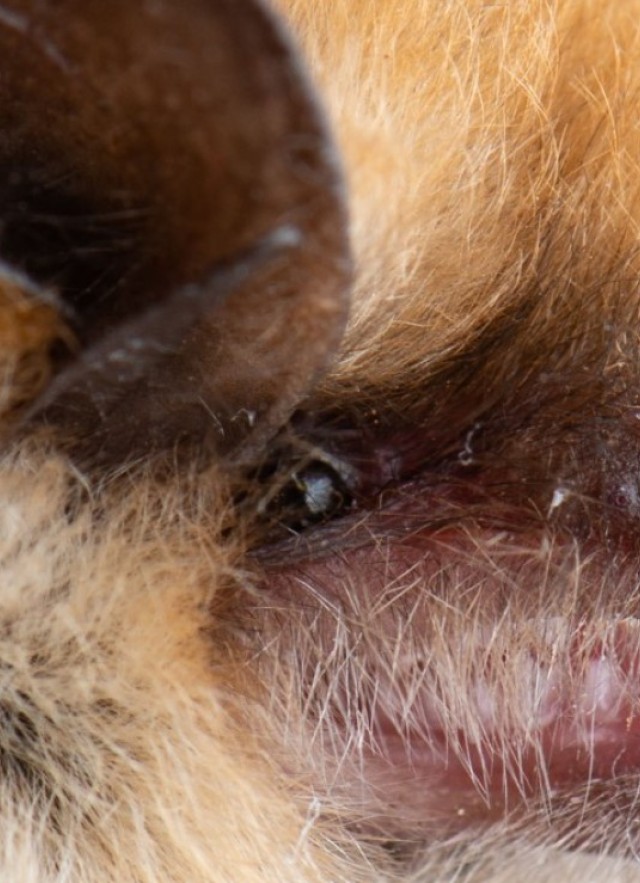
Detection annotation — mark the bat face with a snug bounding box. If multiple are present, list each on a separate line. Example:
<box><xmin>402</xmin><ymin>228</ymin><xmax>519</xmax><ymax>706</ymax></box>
<box><xmin>0</xmin><ymin>0</ymin><xmax>639</xmax><ymax>880</ymax></box>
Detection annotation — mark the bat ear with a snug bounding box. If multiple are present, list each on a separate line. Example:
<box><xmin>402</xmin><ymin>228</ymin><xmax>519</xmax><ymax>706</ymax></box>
<box><xmin>0</xmin><ymin>0</ymin><xmax>351</xmax><ymax>467</ymax></box>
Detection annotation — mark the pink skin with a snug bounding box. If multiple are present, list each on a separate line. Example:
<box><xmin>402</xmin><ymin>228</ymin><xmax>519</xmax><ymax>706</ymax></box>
<box><xmin>267</xmin><ymin>510</ymin><xmax>640</xmax><ymax>828</ymax></box>
<box><xmin>369</xmin><ymin>621</ymin><xmax>640</xmax><ymax>821</ymax></box>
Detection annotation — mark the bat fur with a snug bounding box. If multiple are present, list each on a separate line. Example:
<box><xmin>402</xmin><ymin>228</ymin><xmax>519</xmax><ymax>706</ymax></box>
<box><xmin>1</xmin><ymin>0</ymin><xmax>640</xmax><ymax>880</ymax></box>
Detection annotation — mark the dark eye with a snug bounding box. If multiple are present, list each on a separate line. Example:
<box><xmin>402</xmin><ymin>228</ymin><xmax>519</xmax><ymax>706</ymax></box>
<box><xmin>254</xmin><ymin>450</ymin><xmax>356</xmax><ymax>534</ymax></box>
<box><xmin>288</xmin><ymin>460</ymin><xmax>353</xmax><ymax>524</ymax></box>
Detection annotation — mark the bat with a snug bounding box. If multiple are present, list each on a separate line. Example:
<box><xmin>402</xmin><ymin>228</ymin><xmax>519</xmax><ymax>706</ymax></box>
<box><xmin>0</xmin><ymin>0</ymin><xmax>638</xmax><ymax>879</ymax></box>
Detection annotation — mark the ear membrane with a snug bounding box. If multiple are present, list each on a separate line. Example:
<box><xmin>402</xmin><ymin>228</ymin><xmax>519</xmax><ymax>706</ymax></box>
<box><xmin>0</xmin><ymin>0</ymin><xmax>351</xmax><ymax>466</ymax></box>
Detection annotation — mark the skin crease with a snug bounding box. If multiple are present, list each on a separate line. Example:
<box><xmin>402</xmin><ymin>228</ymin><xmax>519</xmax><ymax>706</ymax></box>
<box><xmin>1</xmin><ymin>0</ymin><xmax>640</xmax><ymax>881</ymax></box>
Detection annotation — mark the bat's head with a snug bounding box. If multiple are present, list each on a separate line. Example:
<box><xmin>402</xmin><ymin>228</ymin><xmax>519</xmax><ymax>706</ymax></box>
<box><xmin>0</xmin><ymin>1</ymin><xmax>640</xmax><ymax>881</ymax></box>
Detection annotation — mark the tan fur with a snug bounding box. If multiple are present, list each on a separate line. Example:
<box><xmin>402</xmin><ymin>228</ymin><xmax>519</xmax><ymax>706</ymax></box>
<box><xmin>281</xmin><ymin>0</ymin><xmax>640</xmax><ymax>391</ymax></box>
<box><xmin>2</xmin><ymin>0</ymin><xmax>640</xmax><ymax>880</ymax></box>
<box><xmin>0</xmin><ymin>273</ymin><xmax>63</xmax><ymax>416</ymax></box>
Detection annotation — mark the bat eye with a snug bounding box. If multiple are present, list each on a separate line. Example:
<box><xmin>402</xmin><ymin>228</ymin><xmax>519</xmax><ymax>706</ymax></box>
<box><xmin>253</xmin><ymin>448</ymin><xmax>356</xmax><ymax>535</ymax></box>
<box><xmin>289</xmin><ymin>458</ymin><xmax>355</xmax><ymax>527</ymax></box>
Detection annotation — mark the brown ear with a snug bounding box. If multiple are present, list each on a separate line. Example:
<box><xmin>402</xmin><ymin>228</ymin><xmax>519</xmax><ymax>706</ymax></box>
<box><xmin>0</xmin><ymin>0</ymin><xmax>351</xmax><ymax>465</ymax></box>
